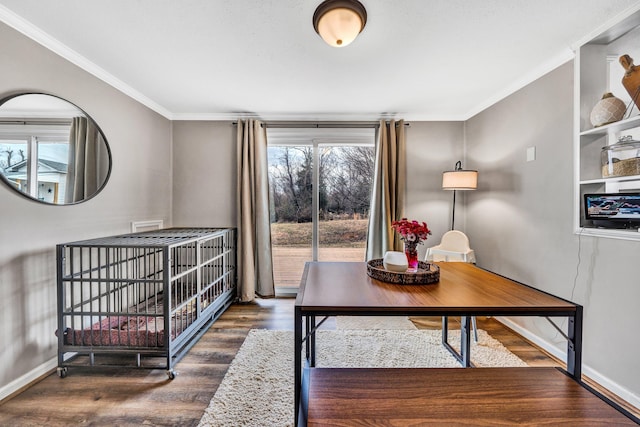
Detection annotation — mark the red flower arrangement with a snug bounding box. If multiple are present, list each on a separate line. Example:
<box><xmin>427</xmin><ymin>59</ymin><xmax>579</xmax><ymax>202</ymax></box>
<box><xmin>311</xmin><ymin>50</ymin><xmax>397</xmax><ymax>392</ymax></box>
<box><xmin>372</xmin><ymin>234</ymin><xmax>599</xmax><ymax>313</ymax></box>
<box><xmin>391</xmin><ymin>218</ymin><xmax>431</xmax><ymax>272</ymax></box>
<box><xmin>391</xmin><ymin>218</ymin><xmax>431</xmax><ymax>244</ymax></box>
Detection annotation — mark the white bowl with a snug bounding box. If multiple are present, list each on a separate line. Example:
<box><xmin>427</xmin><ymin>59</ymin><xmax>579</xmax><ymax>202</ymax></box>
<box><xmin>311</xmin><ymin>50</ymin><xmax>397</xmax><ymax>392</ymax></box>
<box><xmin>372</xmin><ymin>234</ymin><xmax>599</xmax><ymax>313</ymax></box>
<box><xmin>383</xmin><ymin>251</ymin><xmax>408</xmax><ymax>272</ymax></box>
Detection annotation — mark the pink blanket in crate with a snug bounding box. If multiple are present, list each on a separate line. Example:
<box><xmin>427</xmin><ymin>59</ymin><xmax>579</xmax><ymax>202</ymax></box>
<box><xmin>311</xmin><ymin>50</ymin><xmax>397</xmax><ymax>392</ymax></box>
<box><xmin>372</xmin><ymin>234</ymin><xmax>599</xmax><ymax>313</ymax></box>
<box><xmin>59</xmin><ymin>300</ymin><xmax>194</xmax><ymax>348</ymax></box>
<box><xmin>62</xmin><ymin>315</ymin><xmax>167</xmax><ymax>347</ymax></box>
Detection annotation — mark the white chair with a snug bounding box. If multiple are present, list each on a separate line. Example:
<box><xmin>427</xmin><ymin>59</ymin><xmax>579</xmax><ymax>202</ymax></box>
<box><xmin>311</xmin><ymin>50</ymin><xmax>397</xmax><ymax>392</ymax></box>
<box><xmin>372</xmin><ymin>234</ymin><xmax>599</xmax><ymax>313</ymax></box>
<box><xmin>425</xmin><ymin>230</ymin><xmax>478</xmax><ymax>341</ymax></box>
<box><xmin>425</xmin><ymin>230</ymin><xmax>476</xmax><ymax>263</ymax></box>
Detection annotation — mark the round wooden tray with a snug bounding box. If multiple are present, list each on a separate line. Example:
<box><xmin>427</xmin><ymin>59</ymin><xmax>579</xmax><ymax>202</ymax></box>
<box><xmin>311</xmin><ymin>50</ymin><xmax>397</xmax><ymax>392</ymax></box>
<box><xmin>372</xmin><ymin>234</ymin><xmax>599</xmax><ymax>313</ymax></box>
<box><xmin>366</xmin><ymin>259</ymin><xmax>440</xmax><ymax>285</ymax></box>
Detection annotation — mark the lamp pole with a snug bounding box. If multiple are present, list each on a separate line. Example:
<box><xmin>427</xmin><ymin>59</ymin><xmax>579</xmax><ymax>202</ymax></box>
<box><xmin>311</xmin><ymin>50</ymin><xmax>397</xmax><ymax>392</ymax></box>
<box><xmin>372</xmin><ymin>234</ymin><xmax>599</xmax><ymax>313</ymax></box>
<box><xmin>451</xmin><ymin>189</ymin><xmax>457</xmax><ymax>231</ymax></box>
<box><xmin>450</xmin><ymin>161</ymin><xmax>462</xmax><ymax>231</ymax></box>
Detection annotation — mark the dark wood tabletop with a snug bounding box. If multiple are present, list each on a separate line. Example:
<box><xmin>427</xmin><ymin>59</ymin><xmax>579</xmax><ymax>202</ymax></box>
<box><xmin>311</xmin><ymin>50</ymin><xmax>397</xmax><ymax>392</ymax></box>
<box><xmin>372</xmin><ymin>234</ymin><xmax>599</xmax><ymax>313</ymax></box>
<box><xmin>295</xmin><ymin>261</ymin><xmax>577</xmax><ymax>316</ymax></box>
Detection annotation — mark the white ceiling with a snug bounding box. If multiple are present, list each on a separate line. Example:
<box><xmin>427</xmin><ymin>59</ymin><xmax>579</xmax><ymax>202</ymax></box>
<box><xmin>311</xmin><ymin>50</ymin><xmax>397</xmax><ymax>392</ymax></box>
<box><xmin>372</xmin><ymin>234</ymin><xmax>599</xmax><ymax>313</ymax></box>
<box><xmin>1</xmin><ymin>0</ymin><xmax>640</xmax><ymax>121</ymax></box>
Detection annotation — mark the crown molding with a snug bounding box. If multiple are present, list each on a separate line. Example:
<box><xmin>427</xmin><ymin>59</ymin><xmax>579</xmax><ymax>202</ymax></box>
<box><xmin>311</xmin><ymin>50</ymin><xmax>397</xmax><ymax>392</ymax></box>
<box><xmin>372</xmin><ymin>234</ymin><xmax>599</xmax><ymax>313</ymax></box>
<box><xmin>464</xmin><ymin>48</ymin><xmax>575</xmax><ymax>120</ymax></box>
<box><xmin>0</xmin><ymin>5</ymin><xmax>173</xmax><ymax>120</ymax></box>
<box><xmin>170</xmin><ymin>111</ymin><xmax>467</xmax><ymax>122</ymax></box>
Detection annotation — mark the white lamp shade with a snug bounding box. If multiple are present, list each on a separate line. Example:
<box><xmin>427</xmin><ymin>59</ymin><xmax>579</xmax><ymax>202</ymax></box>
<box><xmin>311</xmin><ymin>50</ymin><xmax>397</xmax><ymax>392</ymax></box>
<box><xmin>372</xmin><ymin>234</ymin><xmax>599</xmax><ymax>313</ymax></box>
<box><xmin>442</xmin><ymin>170</ymin><xmax>478</xmax><ymax>190</ymax></box>
<box><xmin>316</xmin><ymin>7</ymin><xmax>364</xmax><ymax>47</ymax></box>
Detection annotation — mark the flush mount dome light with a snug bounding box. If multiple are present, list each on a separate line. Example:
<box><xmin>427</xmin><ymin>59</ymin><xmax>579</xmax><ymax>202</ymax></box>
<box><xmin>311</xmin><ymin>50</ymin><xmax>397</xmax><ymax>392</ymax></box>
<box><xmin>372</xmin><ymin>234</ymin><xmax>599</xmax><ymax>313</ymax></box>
<box><xmin>313</xmin><ymin>0</ymin><xmax>367</xmax><ymax>47</ymax></box>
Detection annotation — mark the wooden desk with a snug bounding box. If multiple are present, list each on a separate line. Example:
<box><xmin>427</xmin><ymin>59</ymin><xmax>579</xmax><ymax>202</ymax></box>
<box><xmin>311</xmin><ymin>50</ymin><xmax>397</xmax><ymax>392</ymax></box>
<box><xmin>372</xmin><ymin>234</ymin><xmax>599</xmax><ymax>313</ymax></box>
<box><xmin>294</xmin><ymin>262</ymin><xmax>584</xmax><ymax>426</ymax></box>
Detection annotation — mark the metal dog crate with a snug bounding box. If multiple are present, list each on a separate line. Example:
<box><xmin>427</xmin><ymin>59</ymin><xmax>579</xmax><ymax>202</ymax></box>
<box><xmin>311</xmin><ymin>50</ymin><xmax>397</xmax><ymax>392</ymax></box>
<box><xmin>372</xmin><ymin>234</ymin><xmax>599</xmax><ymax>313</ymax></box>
<box><xmin>56</xmin><ymin>227</ymin><xmax>236</xmax><ymax>378</ymax></box>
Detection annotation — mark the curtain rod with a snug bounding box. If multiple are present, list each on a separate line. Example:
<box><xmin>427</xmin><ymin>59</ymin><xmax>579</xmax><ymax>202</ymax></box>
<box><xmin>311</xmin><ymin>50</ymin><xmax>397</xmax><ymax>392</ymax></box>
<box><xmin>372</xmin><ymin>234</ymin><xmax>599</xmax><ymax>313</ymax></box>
<box><xmin>0</xmin><ymin>120</ymin><xmax>72</xmax><ymax>126</ymax></box>
<box><xmin>231</xmin><ymin>121</ymin><xmax>410</xmax><ymax>128</ymax></box>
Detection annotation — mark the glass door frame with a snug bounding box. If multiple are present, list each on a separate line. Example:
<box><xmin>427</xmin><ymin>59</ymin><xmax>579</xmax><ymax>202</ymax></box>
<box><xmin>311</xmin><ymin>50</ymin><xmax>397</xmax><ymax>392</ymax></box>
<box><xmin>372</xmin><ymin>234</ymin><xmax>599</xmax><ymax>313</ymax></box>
<box><xmin>267</xmin><ymin>127</ymin><xmax>376</xmax><ymax>295</ymax></box>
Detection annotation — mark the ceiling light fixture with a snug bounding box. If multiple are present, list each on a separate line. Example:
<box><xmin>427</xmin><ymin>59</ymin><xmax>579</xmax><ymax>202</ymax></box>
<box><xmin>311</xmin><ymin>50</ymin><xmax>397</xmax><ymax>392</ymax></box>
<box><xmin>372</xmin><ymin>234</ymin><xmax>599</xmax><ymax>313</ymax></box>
<box><xmin>313</xmin><ymin>0</ymin><xmax>367</xmax><ymax>48</ymax></box>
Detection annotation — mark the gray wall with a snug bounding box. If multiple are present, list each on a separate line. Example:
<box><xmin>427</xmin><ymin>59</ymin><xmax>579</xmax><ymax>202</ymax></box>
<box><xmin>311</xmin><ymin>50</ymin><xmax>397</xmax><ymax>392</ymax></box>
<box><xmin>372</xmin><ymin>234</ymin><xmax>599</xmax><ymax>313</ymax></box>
<box><xmin>172</xmin><ymin>121</ymin><xmax>236</xmax><ymax>227</ymax></box>
<box><xmin>404</xmin><ymin>122</ymin><xmax>465</xmax><ymax>257</ymax></box>
<box><xmin>465</xmin><ymin>62</ymin><xmax>640</xmax><ymax>399</ymax></box>
<box><xmin>0</xmin><ymin>22</ymin><xmax>172</xmax><ymax>392</ymax></box>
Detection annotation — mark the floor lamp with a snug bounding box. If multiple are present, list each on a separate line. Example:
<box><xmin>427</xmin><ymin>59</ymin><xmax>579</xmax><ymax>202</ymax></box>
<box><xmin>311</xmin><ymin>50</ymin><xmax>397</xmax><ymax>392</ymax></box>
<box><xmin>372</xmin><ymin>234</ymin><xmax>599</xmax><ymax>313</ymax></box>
<box><xmin>442</xmin><ymin>161</ymin><xmax>478</xmax><ymax>230</ymax></box>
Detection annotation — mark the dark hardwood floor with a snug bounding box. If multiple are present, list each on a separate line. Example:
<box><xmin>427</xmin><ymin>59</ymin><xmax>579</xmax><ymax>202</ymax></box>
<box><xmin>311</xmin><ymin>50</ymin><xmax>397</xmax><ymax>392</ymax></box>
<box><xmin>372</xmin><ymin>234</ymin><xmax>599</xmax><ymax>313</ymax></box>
<box><xmin>0</xmin><ymin>298</ymin><xmax>635</xmax><ymax>426</ymax></box>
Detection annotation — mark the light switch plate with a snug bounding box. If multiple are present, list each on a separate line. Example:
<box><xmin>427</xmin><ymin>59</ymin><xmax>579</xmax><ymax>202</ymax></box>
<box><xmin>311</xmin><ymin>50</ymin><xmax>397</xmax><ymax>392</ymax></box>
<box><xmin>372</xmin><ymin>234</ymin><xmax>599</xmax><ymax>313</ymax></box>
<box><xmin>526</xmin><ymin>146</ymin><xmax>536</xmax><ymax>162</ymax></box>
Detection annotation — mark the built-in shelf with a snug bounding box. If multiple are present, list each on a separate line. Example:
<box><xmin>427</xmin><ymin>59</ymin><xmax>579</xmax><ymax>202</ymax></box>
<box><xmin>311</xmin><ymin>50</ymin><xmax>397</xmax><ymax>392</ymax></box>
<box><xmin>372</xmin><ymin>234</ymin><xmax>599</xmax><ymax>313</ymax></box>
<box><xmin>575</xmin><ymin>8</ymin><xmax>640</xmax><ymax>241</ymax></box>
<box><xmin>578</xmin><ymin>226</ymin><xmax>640</xmax><ymax>241</ymax></box>
<box><xmin>580</xmin><ymin>114</ymin><xmax>640</xmax><ymax>137</ymax></box>
<box><xmin>580</xmin><ymin>174</ymin><xmax>640</xmax><ymax>185</ymax></box>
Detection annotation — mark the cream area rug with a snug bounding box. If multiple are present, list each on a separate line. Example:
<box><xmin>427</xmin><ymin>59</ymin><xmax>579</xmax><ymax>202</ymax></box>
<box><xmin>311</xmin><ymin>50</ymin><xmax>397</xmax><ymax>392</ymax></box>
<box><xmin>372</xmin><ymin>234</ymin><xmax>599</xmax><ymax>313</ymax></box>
<box><xmin>335</xmin><ymin>315</ymin><xmax>417</xmax><ymax>330</ymax></box>
<box><xmin>198</xmin><ymin>329</ymin><xmax>527</xmax><ymax>427</ymax></box>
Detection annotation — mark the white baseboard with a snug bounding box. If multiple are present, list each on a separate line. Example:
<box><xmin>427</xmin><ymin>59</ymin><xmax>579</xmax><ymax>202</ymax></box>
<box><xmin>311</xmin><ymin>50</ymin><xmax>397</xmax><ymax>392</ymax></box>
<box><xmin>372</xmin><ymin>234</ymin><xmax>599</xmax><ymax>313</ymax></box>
<box><xmin>0</xmin><ymin>357</ymin><xmax>56</xmax><ymax>402</ymax></box>
<box><xmin>496</xmin><ymin>316</ymin><xmax>640</xmax><ymax>410</ymax></box>
<box><xmin>275</xmin><ymin>286</ymin><xmax>298</xmax><ymax>297</ymax></box>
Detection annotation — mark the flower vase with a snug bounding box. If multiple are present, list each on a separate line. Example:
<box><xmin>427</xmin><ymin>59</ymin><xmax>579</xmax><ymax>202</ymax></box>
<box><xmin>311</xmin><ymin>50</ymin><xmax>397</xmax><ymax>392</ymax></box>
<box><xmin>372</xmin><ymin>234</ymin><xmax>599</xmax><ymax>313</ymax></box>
<box><xmin>404</xmin><ymin>242</ymin><xmax>419</xmax><ymax>273</ymax></box>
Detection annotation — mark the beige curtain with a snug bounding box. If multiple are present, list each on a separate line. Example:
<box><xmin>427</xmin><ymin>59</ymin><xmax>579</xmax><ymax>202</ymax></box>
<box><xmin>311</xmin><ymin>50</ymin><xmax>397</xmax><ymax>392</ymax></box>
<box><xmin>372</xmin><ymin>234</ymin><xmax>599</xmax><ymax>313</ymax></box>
<box><xmin>65</xmin><ymin>116</ymin><xmax>109</xmax><ymax>203</ymax></box>
<box><xmin>365</xmin><ymin>119</ymin><xmax>406</xmax><ymax>260</ymax></box>
<box><xmin>237</xmin><ymin>119</ymin><xmax>275</xmax><ymax>301</ymax></box>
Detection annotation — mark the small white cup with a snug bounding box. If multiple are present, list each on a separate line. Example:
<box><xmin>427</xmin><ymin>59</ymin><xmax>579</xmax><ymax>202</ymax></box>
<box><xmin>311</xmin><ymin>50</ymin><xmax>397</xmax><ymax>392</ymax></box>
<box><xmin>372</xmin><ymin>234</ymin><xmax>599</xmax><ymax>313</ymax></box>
<box><xmin>383</xmin><ymin>251</ymin><xmax>408</xmax><ymax>272</ymax></box>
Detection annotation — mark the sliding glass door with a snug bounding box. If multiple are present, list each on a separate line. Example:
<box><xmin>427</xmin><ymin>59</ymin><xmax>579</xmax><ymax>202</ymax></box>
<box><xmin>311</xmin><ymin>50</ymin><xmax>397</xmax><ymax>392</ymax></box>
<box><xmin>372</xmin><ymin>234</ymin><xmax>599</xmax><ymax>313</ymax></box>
<box><xmin>317</xmin><ymin>146</ymin><xmax>374</xmax><ymax>262</ymax></box>
<box><xmin>268</xmin><ymin>145</ymin><xmax>313</xmax><ymax>288</ymax></box>
<box><xmin>267</xmin><ymin>128</ymin><xmax>375</xmax><ymax>291</ymax></box>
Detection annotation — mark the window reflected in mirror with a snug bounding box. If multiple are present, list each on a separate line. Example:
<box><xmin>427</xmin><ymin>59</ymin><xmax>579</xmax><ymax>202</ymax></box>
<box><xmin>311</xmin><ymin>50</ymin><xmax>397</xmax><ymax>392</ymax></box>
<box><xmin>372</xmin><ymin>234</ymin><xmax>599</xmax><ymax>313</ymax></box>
<box><xmin>0</xmin><ymin>93</ymin><xmax>111</xmax><ymax>205</ymax></box>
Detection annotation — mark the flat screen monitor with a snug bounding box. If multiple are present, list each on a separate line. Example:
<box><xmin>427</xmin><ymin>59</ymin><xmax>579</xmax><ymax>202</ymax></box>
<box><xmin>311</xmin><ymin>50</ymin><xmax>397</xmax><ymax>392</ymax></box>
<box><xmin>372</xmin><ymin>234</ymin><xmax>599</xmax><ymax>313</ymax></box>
<box><xmin>584</xmin><ymin>193</ymin><xmax>640</xmax><ymax>227</ymax></box>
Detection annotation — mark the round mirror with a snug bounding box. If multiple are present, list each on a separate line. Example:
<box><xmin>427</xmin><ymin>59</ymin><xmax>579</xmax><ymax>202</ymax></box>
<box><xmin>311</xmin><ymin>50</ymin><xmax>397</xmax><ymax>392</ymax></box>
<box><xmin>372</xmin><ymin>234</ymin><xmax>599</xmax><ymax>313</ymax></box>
<box><xmin>0</xmin><ymin>93</ymin><xmax>111</xmax><ymax>205</ymax></box>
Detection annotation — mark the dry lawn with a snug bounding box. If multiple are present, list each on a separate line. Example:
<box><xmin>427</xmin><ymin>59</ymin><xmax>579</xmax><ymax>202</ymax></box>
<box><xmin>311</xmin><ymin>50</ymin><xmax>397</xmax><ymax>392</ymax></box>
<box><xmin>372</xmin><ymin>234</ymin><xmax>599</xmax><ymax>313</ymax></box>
<box><xmin>270</xmin><ymin>219</ymin><xmax>368</xmax><ymax>287</ymax></box>
<box><xmin>270</xmin><ymin>219</ymin><xmax>368</xmax><ymax>247</ymax></box>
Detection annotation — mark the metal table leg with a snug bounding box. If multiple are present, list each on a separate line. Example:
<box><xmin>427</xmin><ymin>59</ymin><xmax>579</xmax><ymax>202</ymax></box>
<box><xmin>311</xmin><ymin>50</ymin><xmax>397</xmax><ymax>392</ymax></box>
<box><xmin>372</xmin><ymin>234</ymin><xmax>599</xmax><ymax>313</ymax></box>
<box><xmin>294</xmin><ymin>307</ymin><xmax>302</xmax><ymax>426</ymax></box>
<box><xmin>442</xmin><ymin>315</ymin><xmax>472</xmax><ymax>367</ymax></box>
<box><xmin>296</xmin><ymin>313</ymin><xmax>325</xmax><ymax>426</ymax></box>
<box><xmin>567</xmin><ymin>305</ymin><xmax>583</xmax><ymax>380</ymax></box>
<box><xmin>460</xmin><ymin>316</ymin><xmax>471</xmax><ymax>367</ymax></box>
<box><xmin>442</xmin><ymin>316</ymin><xmax>449</xmax><ymax>344</ymax></box>
<box><xmin>310</xmin><ymin>315</ymin><xmax>316</xmax><ymax>367</ymax></box>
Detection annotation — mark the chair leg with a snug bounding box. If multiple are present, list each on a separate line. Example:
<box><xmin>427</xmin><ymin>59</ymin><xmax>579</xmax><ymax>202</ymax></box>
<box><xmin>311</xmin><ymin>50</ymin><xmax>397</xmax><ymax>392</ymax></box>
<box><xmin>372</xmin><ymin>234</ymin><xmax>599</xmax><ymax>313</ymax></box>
<box><xmin>472</xmin><ymin>316</ymin><xmax>478</xmax><ymax>342</ymax></box>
